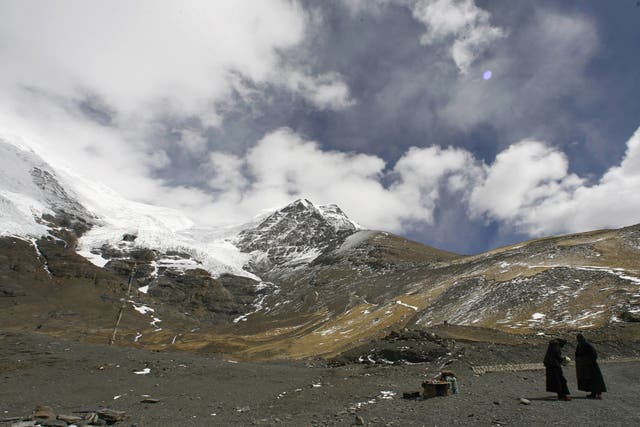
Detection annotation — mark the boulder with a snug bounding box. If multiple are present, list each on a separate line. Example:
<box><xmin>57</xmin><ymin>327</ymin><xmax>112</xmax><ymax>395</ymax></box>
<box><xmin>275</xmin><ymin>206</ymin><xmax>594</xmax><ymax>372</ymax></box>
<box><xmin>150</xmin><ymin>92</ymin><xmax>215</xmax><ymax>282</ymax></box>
<box><xmin>96</xmin><ymin>409</ymin><xmax>127</xmax><ymax>424</ymax></box>
<box><xmin>121</xmin><ymin>233</ymin><xmax>137</xmax><ymax>242</ymax></box>
<box><xmin>621</xmin><ymin>311</ymin><xmax>640</xmax><ymax>322</ymax></box>
<box><xmin>39</xmin><ymin>419</ymin><xmax>68</xmax><ymax>427</ymax></box>
<box><xmin>57</xmin><ymin>414</ymin><xmax>83</xmax><ymax>423</ymax></box>
<box><xmin>6</xmin><ymin>421</ymin><xmax>35</xmax><ymax>427</ymax></box>
<box><xmin>33</xmin><ymin>405</ymin><xmax>56</xmax><ymax>420</ymax></box>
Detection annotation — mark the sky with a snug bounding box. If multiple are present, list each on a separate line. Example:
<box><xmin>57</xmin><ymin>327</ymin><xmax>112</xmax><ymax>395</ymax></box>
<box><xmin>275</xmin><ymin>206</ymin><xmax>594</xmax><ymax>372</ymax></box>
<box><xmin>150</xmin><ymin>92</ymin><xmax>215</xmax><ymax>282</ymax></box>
<box><xmin>1</xmin><ymin>0</ymin><xmax>639</xmax><ymax>254</ymax></box>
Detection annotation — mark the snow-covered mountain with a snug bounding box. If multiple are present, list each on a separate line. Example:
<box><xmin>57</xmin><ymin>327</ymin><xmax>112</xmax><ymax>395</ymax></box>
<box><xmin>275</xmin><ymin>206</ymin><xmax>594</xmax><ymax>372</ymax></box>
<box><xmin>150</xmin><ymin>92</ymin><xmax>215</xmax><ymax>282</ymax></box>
<box><xmin>235</xmin><ymin>198</ymin><xmax>360</xmax><ymax>271</ymax></box>
<box><xmin>0</xmin><ymin>140</ymin><xmax>92</xmax><ymax>237</ymax></box>
<box><xmin>2</xmin><ymin>133</ymin><xmax>640</xmax><ymax>361</ymax></box>
<box><xmin>0</xmin><ymin>134</ymin><xmax>370</xmax><ymax>332</ymax></box>
<box><xmin>0</xmin><ymin>137</ymin><xmax>361</xmax><ymax>283</ymax></box>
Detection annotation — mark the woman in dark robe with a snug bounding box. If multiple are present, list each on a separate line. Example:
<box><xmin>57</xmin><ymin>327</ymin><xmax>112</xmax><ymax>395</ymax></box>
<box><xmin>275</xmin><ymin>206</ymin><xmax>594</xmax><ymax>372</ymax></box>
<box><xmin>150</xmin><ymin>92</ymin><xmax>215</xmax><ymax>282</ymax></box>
<box><xmin>544</xmin><ymin>338</ymin><xmax>571</xmax><ymax>401</ymax></box>
<box><xmin>575</xmin><ymin>333</ymin><xmax>607</xmax><ymax>399</ymax></box>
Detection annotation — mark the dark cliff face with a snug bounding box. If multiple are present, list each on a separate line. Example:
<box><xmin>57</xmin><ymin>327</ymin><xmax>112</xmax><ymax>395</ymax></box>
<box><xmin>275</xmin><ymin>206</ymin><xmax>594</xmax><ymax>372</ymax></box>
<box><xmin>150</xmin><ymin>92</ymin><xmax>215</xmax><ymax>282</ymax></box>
<box><xmin>30</xmin><ymin>167</ymin><xmax>94</xmax><ymax>224</ymax></box>
<box><xmin>0</xmin><ymin>234</ymin><xmax>131</xmax><ymax>333</ymax></box>
<box><xmin>94</xmin><ymin>233</ymin><xmax>262</xmax><ymax>324</ymax></box>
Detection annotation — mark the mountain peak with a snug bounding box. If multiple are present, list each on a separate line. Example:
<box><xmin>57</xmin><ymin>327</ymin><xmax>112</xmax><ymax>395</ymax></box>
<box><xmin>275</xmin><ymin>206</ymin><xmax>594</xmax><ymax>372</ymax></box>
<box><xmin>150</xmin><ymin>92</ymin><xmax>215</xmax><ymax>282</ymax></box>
<box><xmin>290</xmin><ymin>198</ymin><xmax>314</xmax><ymax>209</ymax></box>
<box><xmin>235</xmin><ymin>198</ymin><xmax>360</xmax><ymax>270</ymax></box>
<box><xmin>278</xmin><ymin>198</ymin><xmax>361</xmax><ymax>232</ymax></box>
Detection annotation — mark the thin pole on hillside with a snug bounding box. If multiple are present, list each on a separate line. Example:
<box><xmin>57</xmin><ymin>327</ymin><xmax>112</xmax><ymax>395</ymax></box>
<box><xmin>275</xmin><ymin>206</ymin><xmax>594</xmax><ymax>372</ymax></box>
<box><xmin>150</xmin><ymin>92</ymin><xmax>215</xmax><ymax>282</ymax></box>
<box><xmin>109</xmin><ymin>263</ymin><xmax>137</xmax><ymax>346</ymax></box>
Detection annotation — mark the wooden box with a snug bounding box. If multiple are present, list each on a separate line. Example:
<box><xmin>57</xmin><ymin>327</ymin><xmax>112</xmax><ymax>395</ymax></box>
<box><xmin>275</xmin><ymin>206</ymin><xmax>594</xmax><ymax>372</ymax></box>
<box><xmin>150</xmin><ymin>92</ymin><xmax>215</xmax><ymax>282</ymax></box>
<box><xmin>422</xmin><ymin>381</ymin><xmax>452</xmax><ymax>399</ymax></box>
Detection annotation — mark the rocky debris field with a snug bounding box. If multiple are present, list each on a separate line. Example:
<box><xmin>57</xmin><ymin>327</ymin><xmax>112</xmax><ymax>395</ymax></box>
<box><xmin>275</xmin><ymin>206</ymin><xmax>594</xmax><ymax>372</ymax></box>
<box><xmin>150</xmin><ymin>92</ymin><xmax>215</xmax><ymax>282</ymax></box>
<box><xmin>3</xmin><ymin>405</ymin><xmax>128</xmax><ymax>426</ymax></box>
<box><xmin>2</xmin><ymin>328</ymin><xmax>640</xmax><ymax>426</ymax></box>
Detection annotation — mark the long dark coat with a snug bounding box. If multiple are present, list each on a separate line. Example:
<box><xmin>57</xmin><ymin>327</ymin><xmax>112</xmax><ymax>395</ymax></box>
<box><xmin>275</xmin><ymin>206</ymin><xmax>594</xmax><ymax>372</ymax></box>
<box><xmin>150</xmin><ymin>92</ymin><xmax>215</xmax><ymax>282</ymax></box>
<box><xmin>544</xmin><ymin>340</ymin><xmax>570</xmax><ymax>395</ymax></box>
<box><xmin>575</xmin><ymin>341</ymin><xmax>607</xmax><ymax>394</ymax></box>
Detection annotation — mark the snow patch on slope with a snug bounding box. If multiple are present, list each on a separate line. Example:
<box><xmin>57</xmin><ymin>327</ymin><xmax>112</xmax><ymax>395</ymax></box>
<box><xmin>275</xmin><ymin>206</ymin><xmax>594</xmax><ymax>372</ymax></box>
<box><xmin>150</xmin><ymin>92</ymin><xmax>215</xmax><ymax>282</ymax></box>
<box><xmin>317</xmin><ymin>204</ymin><xmax>361</xmax><ymax>231</ymax></box>
<box><xmin>335</xmin><ymin>230</ymin><xmax>377</xmax><ymax>254</ymax></box>
<box><xmin>0</xmin><ymin>192</ymin><xmax>50</xmax><ymax>237</ymax></box>
<box><xmin>0</xmin><ymin>136</ymin><xmax>258</xmax><ymax>278</ymax></box>
<box><xmin>0</xmin><ymin>141</ymin><xmax>56</xmax><ymax>237</ymax></box>
<box><xmin>62</xmin><ymin>170</ymin><xmax>258</xmax><ymax>278</ymax></box>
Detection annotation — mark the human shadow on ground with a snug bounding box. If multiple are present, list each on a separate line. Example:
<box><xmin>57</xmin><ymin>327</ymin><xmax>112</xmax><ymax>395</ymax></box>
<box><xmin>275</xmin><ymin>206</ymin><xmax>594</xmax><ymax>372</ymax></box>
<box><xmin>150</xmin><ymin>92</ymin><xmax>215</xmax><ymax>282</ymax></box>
<box><xmin>527</xmin><ymin>395</ymin><xmax>592</xmax><ymax>401</ymax></box>
<box><xmin>527</xmin><ymin>396</ymin><xmax>559</xmax><ymax>402</ymax></box>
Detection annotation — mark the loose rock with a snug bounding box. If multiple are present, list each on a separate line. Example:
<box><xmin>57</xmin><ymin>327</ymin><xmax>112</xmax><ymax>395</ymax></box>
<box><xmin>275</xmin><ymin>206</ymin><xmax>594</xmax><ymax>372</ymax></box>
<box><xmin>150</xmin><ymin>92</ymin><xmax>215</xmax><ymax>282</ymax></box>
<box><xmin>96</xmin><ymin>409</ymin><xmax>127</xmax><ymax>424</ymax></box>
<box><xmin>402</xmin><ymin>391</ymin><xmax>421</xmax><ymax>399</ymax></box>
<box><xmin>38</xmin><ymin>420</ymin><xmax>67</xmax><ymax>427</ymax></box>
<box><xmin>83</xmin><ymin>413</ymin><xmax>98</xmax><ymax>424</ymax></box>
<box><xmin>33</xmin><ymin>405</ymin><xmax>56</xmax><ymax>420</ymax></box>
<box><xmin>7</xmin><ymin>421</ymin><xmax>36</xmax><ymax>427</ymax></box>
<box><xmin>57</xmin><ymin>415</ymin><xmax>83</xmax><ymax>424</ymax></box>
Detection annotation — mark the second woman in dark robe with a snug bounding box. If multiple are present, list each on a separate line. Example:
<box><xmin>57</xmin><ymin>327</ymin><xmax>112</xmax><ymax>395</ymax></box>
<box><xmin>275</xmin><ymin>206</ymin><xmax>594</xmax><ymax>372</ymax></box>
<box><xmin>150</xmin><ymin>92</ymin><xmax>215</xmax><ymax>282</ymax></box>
<box><xmin>544</xmin><ymin>338</ymin><xmax>571</xmax><ymax>401</ymax></box>
<box><xmin>575</xmin><ymin>334</ymin><xmax>607</xmax><ymax>399</ymax></box>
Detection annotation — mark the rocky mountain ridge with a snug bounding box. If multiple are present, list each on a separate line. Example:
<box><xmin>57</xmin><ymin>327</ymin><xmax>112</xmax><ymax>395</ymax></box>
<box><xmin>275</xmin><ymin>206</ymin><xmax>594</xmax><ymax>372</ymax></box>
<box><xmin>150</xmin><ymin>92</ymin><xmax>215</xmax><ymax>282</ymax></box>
<box><xmin>1</xmin><ymin>136</ymin><xmax>640</xmax><ymax>361</ymax></box>
<box><xmin>235</xmin><ymin>198</ymin><xmax>360</xmax><ymax>273</ymax></box>
<box><xmin>0</xmin><ymin>138</ymin><xmax>368</xmax><ymax>330</ymax></box>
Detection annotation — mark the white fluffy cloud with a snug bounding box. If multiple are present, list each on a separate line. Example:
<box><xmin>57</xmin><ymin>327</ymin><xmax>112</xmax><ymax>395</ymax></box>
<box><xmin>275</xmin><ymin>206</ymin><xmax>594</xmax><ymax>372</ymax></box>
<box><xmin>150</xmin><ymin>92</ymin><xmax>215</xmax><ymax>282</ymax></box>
<box><xmin>197</xmin><ymin>126</ymin><xmax>640</xmax><ymax>238</ymax></box>
<box><xmin>0</xmin><ymin>1</ymin><xmax>309</xmax><ymax>122</ymax></box>
<box><xmin>525</xmin><ymin>127</ymin><xmax>640</xmax><ymax>235</ymax></box>
<box><xmin>469</xmin><ymin>128</ymin><xmax>640</xmax><ymax>236</ymax></box>
<box><xmin>470</xmin><ymin>141</ymin><xmax>581</xmax><ymax>222</ymax></box>
<box><xmin>201</xmin><ymin>128</ymin><xmax>480</xmax><ymax>231</ymax></box>
<box><xmin>0</xmin><ymin>1</ymin><xmax>352</xmax><ymax>207</ymax></box>
<box><xmin>390</xmin><ymin>146</ymin><xmax>482</xmax><ymax>223</ymax></box>
<box><xmin>1</xmin><ymin>1</ymin><xmax>638</xmax><ymax>245</ymax></box>
<box><xmin>281</xmin><ymin>70</ymin><xmax>355</xmax><ymax>110</ymax></box>
<box><xmin>411</xmin><ymin>0</ymin><xmax>504</xmax><ymax>73</ymax></box>
<box><xmin>0</xmin><ymin>0</ymin><xmax>351</xmax><ymax>120</ymax></box>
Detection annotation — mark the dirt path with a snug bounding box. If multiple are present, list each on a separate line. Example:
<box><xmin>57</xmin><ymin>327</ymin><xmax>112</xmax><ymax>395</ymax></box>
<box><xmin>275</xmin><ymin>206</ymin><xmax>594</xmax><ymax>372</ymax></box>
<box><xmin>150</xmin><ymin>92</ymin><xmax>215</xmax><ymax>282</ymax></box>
<box><xmin>471</xmin><ymin>356</ymin><xmax>640</xmax><ymax>374</ymax></box>
<box><xmin>2</xmin><ymin>330</ymin><xmax>640</xmax><ymax>426</ymax></box>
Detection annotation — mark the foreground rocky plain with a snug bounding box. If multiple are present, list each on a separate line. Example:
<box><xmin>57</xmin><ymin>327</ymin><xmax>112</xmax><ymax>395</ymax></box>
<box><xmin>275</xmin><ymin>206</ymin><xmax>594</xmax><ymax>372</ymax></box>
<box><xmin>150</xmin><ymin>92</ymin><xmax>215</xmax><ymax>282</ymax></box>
<box><xmin>2</xmin><ymin>326</ymin><xmax>640</xmax><ymax>427</ymax></box>
<box><xmin>3</xmin><ymin>140</ymin><xmax>640</xmax><ymax>425</ymax></box>
<box><xmin>2</xmin><ymin>212</ymin><xmax>640</xmax><ymax>426</ymax></box>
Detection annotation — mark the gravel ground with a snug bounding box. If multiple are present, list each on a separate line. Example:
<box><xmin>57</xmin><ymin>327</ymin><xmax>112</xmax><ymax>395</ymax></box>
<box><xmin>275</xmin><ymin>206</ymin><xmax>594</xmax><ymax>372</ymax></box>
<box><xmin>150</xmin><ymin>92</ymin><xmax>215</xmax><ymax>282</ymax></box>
<box><xmin>2</xmin><ymin>329</ymin><xmax>639</xmax><ymax>426</ymax></box>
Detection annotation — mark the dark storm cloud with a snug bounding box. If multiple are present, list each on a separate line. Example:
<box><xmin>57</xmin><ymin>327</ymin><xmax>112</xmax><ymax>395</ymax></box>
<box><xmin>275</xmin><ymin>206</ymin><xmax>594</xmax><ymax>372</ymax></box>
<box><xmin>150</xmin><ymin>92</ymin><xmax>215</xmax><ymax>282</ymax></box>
<box><xmin>213</xmin><ymin>0</ymin><xmax>633</xmax><ymax>173</ymax></box>
<box><xmin>291</xmin><ymin>1</ymin><xmax>461</xmax><ymax>160</ymax></box>
<box><xmin>295</xmin><ymin>2</ymin><xmax>571</xmax><ymax>152</ymax></box>
<box><xmin>136</xmin><ymin>0</ymin><xmax>640</xmax><ymax>253</ymax></box>
<box><xmin>72</xmin><ymin>91</ymin><xmax>116</xmax><ymax>127</ymax></box>
<box><xmin>3</xmin><ymin>1</ymin><xmax>640</xmax><ymax>255</ymax></box>
<box><xmin>291</xmin><ymin>1</ymin><xmax>636</xmax><ymax>171</ymax></box>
